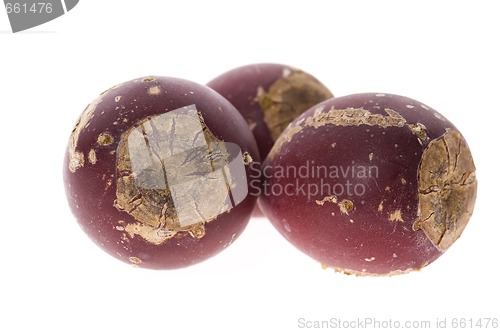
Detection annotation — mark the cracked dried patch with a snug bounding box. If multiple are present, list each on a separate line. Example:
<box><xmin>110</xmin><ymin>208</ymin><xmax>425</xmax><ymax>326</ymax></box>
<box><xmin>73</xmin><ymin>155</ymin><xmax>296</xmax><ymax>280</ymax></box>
<box><xmin>413</xmin><ymin>129</ymin><xmax>477</xmax><ymax>252</ymax></box>
<box><xmin>68</xmin><ymin>86</ymin><xmax>119</xmax><ymax>172</ymax></box>
<box><xmin>408</xmin><ymin>123</ymin><xmax>430</xmax><ymax>145</ymax></box>
<box><xmin>116</xmin><ymin>106</ymin><xmax>240</xmax><ymax>245</ymax></box>
<box><xmin>268</xmin><ymin>107</ymin><xmax>406</xmax><ymax>160</ymax></box>
<box><xmin>257</xmin><ymin>70</ymin><xmax>333</xmax><ymax>142</ymax></box>
<box><xmin>306</xmin><ymin>107</ymin><xmax>406</xmax><ymax>129</ymax></box>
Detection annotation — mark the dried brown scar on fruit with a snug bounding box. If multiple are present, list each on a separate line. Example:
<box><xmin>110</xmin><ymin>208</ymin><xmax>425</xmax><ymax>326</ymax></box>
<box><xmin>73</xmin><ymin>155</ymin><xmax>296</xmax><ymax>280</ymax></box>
<box><xmin>257</xmin><ymin>70</ymin><xmax>333</xmax><ymax>142</ymax></box>
<box><xmin>268</xmin><ymin>107</ymin><xmax>406</xmax><ymax>160</ymax></box>
<box><xmin>413</xmin><ymin>129</ymin><xmax>477</xmax><ymax>252</ymax></box>
<box><xmin>408</xmin><ymin>122</ymin><xmax>430</xmax><ymax>145</ymax></box>
<box><xmin>315</xmin><ymin>195</ymin><xmax>338</xmax><ymax>206</ymax></box>
<box><xmin>338</xmin><ymin>199</ymin><xmax>354</xmax><ymax>215</ymax></box>
<box><xmin>97</xmin><ymin>132</ymin><xmax>114</xmax><ymax>146</ymax></box>
<box><xmin>68</xmin><ymin>85</ymin><xmax>119</xmax><ymax>172</ymax></box>
<box><xmin>115</xmin><ymin>105</ymin><xmax>240</xmax><ymax>245</ymax></box>
<box><xmin>242</xmin><ymin>152</ymin><xmax>253</xmax><ymax>165</ymax></box>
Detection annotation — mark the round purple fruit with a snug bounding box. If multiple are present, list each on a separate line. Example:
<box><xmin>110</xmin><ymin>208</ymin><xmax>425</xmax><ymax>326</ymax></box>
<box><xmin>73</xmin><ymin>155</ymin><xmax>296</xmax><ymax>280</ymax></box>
<box><xmin>64</xmin><ymin>76</ymin><xmax>260</xmax><ymax>269</ymax></box>
<box><xmin>259</xmin><ymin>93</ymin><xmax>477</xmax><ymax>275</ymax></box>
<box><xmin>207</xmin><ymin>63</ymin><xmax>333</xmax><ymax>160</ymax></box>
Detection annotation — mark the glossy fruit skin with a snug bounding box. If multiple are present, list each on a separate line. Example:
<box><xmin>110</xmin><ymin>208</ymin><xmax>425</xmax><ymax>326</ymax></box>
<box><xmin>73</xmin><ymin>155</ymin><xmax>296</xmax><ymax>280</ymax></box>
<box><xmin>207</xmin><ymin>63</ymin><xmax>333</xmax><ymax>160</ymax></box>
<box><xmin>64</xmin><ymin>76</ymin><xmax>260</xmax><ymax>269</ymax></box>
<box><xmin>259</xmin><ymin>93</ymin><xmax>477</xmax><ymax>275</ymax></box>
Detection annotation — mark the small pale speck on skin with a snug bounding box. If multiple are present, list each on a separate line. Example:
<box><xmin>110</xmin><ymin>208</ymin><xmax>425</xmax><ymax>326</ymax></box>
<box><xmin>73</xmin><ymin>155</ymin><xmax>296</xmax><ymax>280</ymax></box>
<box><xmin>129</xmin><ymin>257</ymin><xmax>142</xmax><ymax>264</ymax></box>
<box><xmin>393</xmin><ymin>253</ymin><xmax>398</xmax><ymax>258</ymax></box>
<box><xmin>375</xmin><ymin>93</ymin><xmax>385</xmax><ymax>97</ymax></box>
<box><xmin>365</xmin><ymin>257</ymin><xmax>375</xmax><ymax>262</ymax></box>
<box><xmin>282</xmin><ymin>67</ymin><xmax>292</xmax><ymax>77</ymax></box>
<box><xmin>331</xmin><ymin>212</ymin><xmax>335</xmax><ymax>217</ymax></box>
<box><xmin>349</xmin><ymin>219</ymin><xmax>354</xmax><ymax>223</ymax></box>
<box><xmin>338</xmin><ymin>199</ymin><xmax>354</xmax><ymax>215</ymax></box>
<box><xmin>115</xmin><ymin>226</ymin><xmax>125</xmax><ymax>231</ymax></box>
<box><xmin>385</xmin><ymin>186</ymin><xmax>391</xmax><ymax>192</ymax></box>
<box><xmin>406</xmin><ymin>104</ymin><xmax>415</xmax><ymax>109</ymax></box>
<box><xmin>331</xmin><ymin>142</ymin><xmax>337</xmax><ymax>148</ymax></box>
<box><xmin>115</xmin><ymin>96</ymin><xmax>121</xmax><ymax>102</ymax></box>
<box><xmin>401</xmin><ymin>178</ymin><xmax>407</xmax><ymax>185</ymax></box>
<box><xmin>247</xmin><ymin>119</ymin><xmax>257</xmax><ymax>131</ymax></box>
<box><xmin>389</xmin><ymin>209</ymin><xmax>404</xmax><ymax>222</ymax></box>
<box><xmin>88</xmin><ymin>149</ymin><xmax>97</xmax><ymax>165</ymax></box>
<box><xmin>421</xmin><ymin>104</ymin><xmax>430</xmax><ymax>110</ymax></box>
<box><xmin>378</xmin><ymin>200</ymin><xmax>384</xmax><ymax>212</ymax></box>
<box><xmin>433</xmin><ymin>112</ymin><xmax>446</xmax><ymax>121</ymax></box>
<box><xmin>283</xmin><ymin>221</ymin><xmax>292</xmax><ymax>233</ymax></box>
<box><xmin>369</xmin><ymin>152</ymin><xmax>374</xmax><ymax>161</ymax></box>
<box><xmin>148</xmin><ymin>86</ymin><xmax>161</xmax><ymax>95</ymax></box>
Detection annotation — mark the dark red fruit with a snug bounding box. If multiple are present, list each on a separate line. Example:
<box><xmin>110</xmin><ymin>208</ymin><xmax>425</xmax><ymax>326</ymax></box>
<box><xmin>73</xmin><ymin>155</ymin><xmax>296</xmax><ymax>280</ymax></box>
<box><xmin>259</xmin><ymin>93</ymin><xmax>477</xmax><ymax>275</ymax></box>
<box><xmin>207</xmin><ymin>63</ymin><xmax>333</xmax><ymax>160</ymax></box>
<box><xmin>64</xmin><ymin>76</ymin><xmax>260</xmax><ymax>269</ymax></box>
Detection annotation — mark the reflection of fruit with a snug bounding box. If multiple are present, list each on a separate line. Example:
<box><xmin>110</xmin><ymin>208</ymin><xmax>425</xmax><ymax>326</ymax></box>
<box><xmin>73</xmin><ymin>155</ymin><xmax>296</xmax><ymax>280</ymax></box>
<box><xmin>64</xmin><ymin>76</ymin><xmax>260</xmax><ymax>269</ymax></box>
<box><xmin>6</xmin><ymin>0</ymin><xmax>80</xmax><ymax>33</ymax></box>
<box><xmin>259</xmin><ymin>93</ymin><xmax>477</xmax><ymax>276</ymax></box>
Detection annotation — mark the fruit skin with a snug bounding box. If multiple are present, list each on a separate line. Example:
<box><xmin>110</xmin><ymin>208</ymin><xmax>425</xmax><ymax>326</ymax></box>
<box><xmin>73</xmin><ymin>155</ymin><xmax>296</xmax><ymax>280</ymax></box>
<box><xmin>259</xmin><ymin>93</ymin><xmax>477</xmax><ymax>275</ymax></box>
<box><xmin>207</xmin><ymin>63</ymin><xmax>333</xmax><ymax>160</ymax></box>
<box><xmin>64</xmin><ymin>76</ymin><xmax>260</xmax><ymax>269</ymax></box>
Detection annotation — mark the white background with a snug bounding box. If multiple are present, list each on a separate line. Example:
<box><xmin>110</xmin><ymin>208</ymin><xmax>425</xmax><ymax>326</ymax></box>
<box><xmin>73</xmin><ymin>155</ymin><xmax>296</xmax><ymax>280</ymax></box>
<box><xmin>1</xmin><ymin>1</ymin><xmax>498</xmax><ymax>331</ymax></box>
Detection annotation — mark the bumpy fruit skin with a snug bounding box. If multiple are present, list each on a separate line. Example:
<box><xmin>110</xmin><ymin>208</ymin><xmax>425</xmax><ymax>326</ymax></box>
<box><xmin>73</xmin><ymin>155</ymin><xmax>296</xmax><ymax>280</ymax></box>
<box><xmin>259</xmin><ymin>93</ymin><xmax>477</xmax><ymax>275</ymax></box>
<box><xmin>64</xmin><ymin>76</ymin><xmax>260</xmax><ymax>269</ymax></box>
<box><xmin>207</xmin><ymin>63</ymin><xmax>333</xmax><ymax>160</ymax></box>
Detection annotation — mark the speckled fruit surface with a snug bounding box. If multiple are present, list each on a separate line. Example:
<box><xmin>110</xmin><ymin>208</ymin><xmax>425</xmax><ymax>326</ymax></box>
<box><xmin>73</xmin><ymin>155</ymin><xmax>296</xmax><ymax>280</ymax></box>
<box><xmin>259</xmin><ymin>93</ymin><xmax>477</xmax><ymax>275</ymax></box>
<box><xmin>207</xmin><ymin>63</ymin><xmax>333</xmax><ymax>160</ymax></box>
<box><xmin>64</xmin><ymin>76</ymin><xmax>260</xmax><ymax>269</ymax></box>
